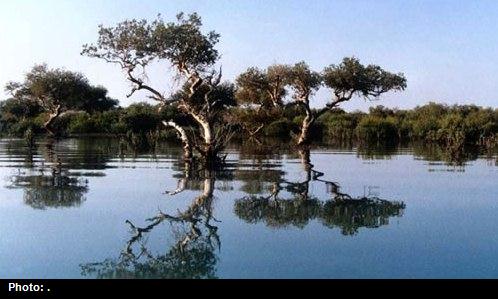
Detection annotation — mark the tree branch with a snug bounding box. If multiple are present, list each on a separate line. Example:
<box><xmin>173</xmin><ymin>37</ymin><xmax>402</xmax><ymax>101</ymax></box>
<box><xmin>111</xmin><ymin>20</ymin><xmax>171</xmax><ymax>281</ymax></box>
<box><xmin>126</xmin><ymin>69</ymin><xmax>166</xmax><ymax>103</ymax></box>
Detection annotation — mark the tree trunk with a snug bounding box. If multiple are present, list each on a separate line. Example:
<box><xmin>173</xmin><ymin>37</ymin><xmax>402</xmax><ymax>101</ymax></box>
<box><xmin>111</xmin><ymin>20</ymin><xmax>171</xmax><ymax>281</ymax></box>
<box><xmin>201</xmin><ymin>176</ymin><xmax>214</xmax><ymax>199</ymax></box>
<box><xmin>298</xmin><ymin>148</ymin><xmax>311</xmax><ymax>199</ymax></box>
<box><xmin>44</xmin><ymin>105</ymin><xmax>62</xmax><ymax>136</ymax></box>
<box><xmin>162</xmin><ymin>121</ymin><xmax>193</xmax><ymax>161</ymax></box>
<box><xmin>190</xmin><ymin>113</ymin><xmax>217</xmax><ymax>162</ymax></box>
<box><xmin>297</xmin><ymin>106</ymin><xmax>315</xmax><ymax>146</ymax></box>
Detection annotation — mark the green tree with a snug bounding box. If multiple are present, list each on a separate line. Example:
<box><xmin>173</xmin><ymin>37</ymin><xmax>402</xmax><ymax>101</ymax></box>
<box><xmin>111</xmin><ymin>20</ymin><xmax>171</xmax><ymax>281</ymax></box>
<box><xmin>82</xmin><ymin>12</ymin><xmax>234</xmax><ymax>164</ymax></box>
<box><xmin>318</xmin><ymin>57</ymin><xmax>406</xmax><ymax>145</ymax></box>
<box><xmin>5</xmin><ymin>64</ymin><xmax>116</xmax><ymax>136</ymax></box>
<box><xmin>286</xmin><ymin>61</ymin><xmax>323</xmax><ymax>145</ymax></box>
<box><xmin>236</xmin><ymin>64</ymin><xmax>290</xmax><ymax>109</ymax></box>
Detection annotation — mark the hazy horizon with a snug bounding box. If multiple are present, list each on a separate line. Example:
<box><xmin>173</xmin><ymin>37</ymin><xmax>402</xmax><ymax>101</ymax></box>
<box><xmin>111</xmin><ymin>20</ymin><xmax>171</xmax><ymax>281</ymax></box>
<box><xmin>1</xmin><ymin>0</ymin><xmax>498</xmax><ymax>111</ymax></box>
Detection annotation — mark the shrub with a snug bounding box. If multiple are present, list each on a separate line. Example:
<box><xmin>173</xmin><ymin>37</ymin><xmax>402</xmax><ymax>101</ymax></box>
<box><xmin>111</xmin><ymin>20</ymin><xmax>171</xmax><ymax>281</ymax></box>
<box><xmin>264</xmin><ymin>119</ymin><xmax>297</xmax><ymax>137</ymax></box>
<box><xmin>120</xmin><ymin>103</ymin><xmax>160</xmax><ymax>133</ymax></box>
<box><xmin>356</xmin><ymin>116</ymin><xmax>398</xmax><ymax>142</ymax></box>
<box><xmin>320</xmin><ymin>113</ymin><xmax>358</xmax><ymax>141</ymax></box>
<box><xmin>67</xmin><ymin>113</ymin><xmax>95</xmax><ymax>134</ymax></box>
<box><xmin>9</xmin><ymin>118</ymin><xmax>43</xmax><ymax>137</ymax></box>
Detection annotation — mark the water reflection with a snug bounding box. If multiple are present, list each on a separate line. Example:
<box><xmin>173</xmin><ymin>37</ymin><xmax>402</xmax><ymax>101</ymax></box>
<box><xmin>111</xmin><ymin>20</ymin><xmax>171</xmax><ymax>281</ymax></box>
<box><xmin>235</xmin><ymin>149</ymin><xmax>405</xmax><ymax>234</ymax></box>
<box><xmin>81</xmin><ymin>171</ymin><xmax>220</xmax><ymax>279</ymax></box>
<box><xmin>1</xmin><ymin>138</ymin><xmax>494</xmax><ymax>212</ymax></box>
<box><xmin>7</xmin><ymin>169</ymin><xmax>88</xmax><ymax>209</ymax></box>
<box><xmin>81</xmin><ymin>147</ymin><xmax>405</xmax><ymax>278</ymax></box>
<box><xmin>350</xmin><ymin>141</ymin><xmax>491</xmax><ymax>167</ymax></box>
<box><xmin>4</xmin><ymin>141</ymin><xmax>91</xmax><ymax>209</ymax></box>
<box><xmin>2</xmin><ymin>137</ymin><xmax>498</xmax><ymax>278</ymax></box>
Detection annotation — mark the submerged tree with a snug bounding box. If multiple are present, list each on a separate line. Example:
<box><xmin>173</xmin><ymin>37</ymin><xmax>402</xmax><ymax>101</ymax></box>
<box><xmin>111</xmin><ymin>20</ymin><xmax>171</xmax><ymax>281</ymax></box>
<box><xmin>236</xmin><ymin>57</ymin><xmax>406</xmax><ymax>146</ymax></box>
<box><xmin>288</xmin><ymin>58</ymin><xmax>406</xmax><ymax>146</ymax></box>
<box><xmin>5</xmin><ymin>64</ymin><xmax>117</xmax><ymax>136</ymax></box>
<box><xmin>317</xmin><ymin>57</ymin><xmax>406</xmax><ymax>141</ymax></box>
<box><xmin>287</xmin><ymin>62</ymin><xmax>323</xmax><ymax>145</ymax></box>
<box><xmin>82</xmin><ymin>12</ymin><xmax>235</xmax><ymax>164</ymax></box>
<box><xmin>322</xmin><ymin>57</ymin><xmax>406</xmax><ymax>108</ymax></box>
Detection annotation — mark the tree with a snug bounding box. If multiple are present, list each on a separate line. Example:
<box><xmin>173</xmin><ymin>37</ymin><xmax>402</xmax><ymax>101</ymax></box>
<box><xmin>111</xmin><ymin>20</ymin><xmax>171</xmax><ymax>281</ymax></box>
<box><xmin>5</xmin><ymin>64</ymin><xmax>117</xmax><ymax>136</ymax></box>
<box><xmin>0</xmin><ymin>98</ymin><xmax>42</xmax><ymax>122</ymax></box>
<box><xmin>82</xmin><ymin>12</ymin><xmax>234</xmax><ymax>164</ymax></box>
<box><xmin>79</xmin><ymin>85</ymin><xmax>119</xmax><ymax>113</ymax></box>
<box><xmin>234</xmin><ymin>148</ymin><xmax>405</xmax><ymax>234</ymax></box>
<box><xmin>81</xmin><ymin>170</ymin><xmax>220</xmax><ymax>278</ymax></box>
<box><xmin>286</xmin><ymin>58</ymin><xmax>407</xmax><ymax>146</ymax></box>
<box><xmin>286</xmin><ymin>62</ymin><xmax>323</xmax><ymax>145</ymax></box>
<box><xmin>235</xmin><ymin>64</ymin><xmax>290</xmax><ymax>109</ymax></box>
<box><xmin>319</xmin><ymin>57</ymin><xmax>406</xmax><ymax>139</ymax></box>
<box><xmin>235</xmin><ymin>64</ymin><xmax>290</xmax><ymax>136</ymax></box>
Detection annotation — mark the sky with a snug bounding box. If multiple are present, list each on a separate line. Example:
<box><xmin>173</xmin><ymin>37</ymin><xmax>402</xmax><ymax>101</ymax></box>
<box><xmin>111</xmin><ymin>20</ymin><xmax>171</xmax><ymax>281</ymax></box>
<box><xmin>1</xmin><ymin>0</ymin><xmax>498</xmax><ymax>111</ymax></box>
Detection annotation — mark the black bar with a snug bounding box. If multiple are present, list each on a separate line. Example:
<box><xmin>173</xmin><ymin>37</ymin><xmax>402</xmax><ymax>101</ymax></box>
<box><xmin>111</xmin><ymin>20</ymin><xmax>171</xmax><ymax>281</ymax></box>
<box><xmin>1</xmin><ymin>279</ymin><xmax>498</xmax><ymax>298</ymax></box>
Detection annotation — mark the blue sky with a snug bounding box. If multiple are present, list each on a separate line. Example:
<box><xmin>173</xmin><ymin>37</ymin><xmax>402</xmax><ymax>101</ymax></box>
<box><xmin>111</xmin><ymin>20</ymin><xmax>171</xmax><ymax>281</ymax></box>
<box><xmin>1</xmin><ymin>0</ymin><xmax>498</xmax><ymax>111</ymax></box>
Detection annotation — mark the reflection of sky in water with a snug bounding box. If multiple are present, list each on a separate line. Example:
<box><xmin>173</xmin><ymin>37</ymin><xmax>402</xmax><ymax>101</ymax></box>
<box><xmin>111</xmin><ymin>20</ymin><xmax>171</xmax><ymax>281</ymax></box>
<box><xmin>0</xmin><ymin>138</ymin><xmax>497</xmax><ymax>278</ymax></box>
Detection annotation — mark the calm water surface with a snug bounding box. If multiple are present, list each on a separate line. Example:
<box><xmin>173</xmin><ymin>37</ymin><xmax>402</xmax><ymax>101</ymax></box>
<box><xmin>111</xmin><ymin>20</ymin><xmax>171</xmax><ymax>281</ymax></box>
<box><xmin>0</xmin><ymin>138</ymin><xmax>497</xmax><ymax>278</ymax></box>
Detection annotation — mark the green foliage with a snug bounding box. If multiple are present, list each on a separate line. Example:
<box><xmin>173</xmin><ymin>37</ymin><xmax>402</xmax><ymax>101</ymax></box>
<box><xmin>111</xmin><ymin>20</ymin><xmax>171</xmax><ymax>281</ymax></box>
<box><xmin>82</xmin><ymin>12</ymin><xmax>220</xmax><ymax>74</ymax></box>
<box><xmin>264</xmin><ymin>119</ymin><xmax>297</xmax><ymax>138</ymax></box>
<box><xmin>287</xmin><ymin>61</ymin><xmax>322</xmax><ymax>100</ymax></box>
<box><xmin>319</xmin><ymin>111</ymin><xmax>360</xmax><ymax>141</ymax></box>
<box><xmin>356</xmin><ymin>115</ymin><xmax>398</xmax><ymax>143</ymax></box>
<box><xmin>322</xmin><ymin>57</ymin><xmax>407</xmax><ymax>100</ymax></box>
<box><xmin>5</xmin><ymin>64</ymin><xmax>117</xmax><ymax>114</ymax></box>
<box><xmin>120</xmin><ymin>103</ymin><xmax>160</xmax><ymax>133</ymax></box>
<box><xmin>226</xmin><ymin>103</ymin><xmax>498</xmax><ymax>148</ymax></box>
<box><xmin>235</xmin><ymin>64</ymin><xmax>291</xmax><ymax>108</ymax></box>
<box><xmin>8</xmin><ymin>118</ymin><xmax>44</xmax><ymax>137</ymax></box>
<box><xmin>0</xmin><ymin>98</ymin><xmax>42</xmax><ymax>121</ymax></box>
<box><xmin>67</xmin><ymin>113</ymin><xmax>96</xmax><ymax>134</ymax></box>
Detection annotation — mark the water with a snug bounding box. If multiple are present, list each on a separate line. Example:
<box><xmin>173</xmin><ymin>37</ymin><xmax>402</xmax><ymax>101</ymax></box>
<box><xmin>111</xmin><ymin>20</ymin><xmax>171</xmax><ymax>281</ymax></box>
<box><xmin>0</xmin><ymin>137</ymin><xmax>497</xmax><ymax>278</ymax></box>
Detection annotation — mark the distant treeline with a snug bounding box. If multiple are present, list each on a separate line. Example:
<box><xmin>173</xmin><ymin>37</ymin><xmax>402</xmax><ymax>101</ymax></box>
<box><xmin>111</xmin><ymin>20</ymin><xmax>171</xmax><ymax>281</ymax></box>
<box><xmin>1</xmin><ymin>98</ymin><xmax>496</xmax><ymax>149</ymax></box>
<box><xmin>232</xmin><ymin>102</ymin><xmax>498</xmax><ymax>147</ymax></box>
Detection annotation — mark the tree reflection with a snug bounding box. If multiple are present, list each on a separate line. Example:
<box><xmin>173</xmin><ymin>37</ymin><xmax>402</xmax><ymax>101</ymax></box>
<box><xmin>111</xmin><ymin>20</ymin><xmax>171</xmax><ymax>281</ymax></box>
<box><xmin>8</xmin><ymin>170</ymin><xmax>88</xmax><ymax>209</ymax></box>
<box><xmin>234</xmin><ymin>148</ymin><xmax>405</xmax><ymax>235</ymax></box>
<box><xmin>80</xmin><ymin>147</ymin><xmax>406</xmax><ymax>278</ymax></box>
<box><xmin>81</xmin><ymin>170</ymin><xmax>221</xmax><ymax>279</ymax></box>
<box><xmin>320</xmin><ymin>197</ymin><xmax>404</xmax><ymax>235</ymax></box>
<box><xmin>5</xmin><ymin>140</ymin><xmax>89</xmax><ymax>209</ymax></box>
<box><xmin>412</xmin><ymin>142</ymin><xmax>480</xmax><ymax>167</ymax></box>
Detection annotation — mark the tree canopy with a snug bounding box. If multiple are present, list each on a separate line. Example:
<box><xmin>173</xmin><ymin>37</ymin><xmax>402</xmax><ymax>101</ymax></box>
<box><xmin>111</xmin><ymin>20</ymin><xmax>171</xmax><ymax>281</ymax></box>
<box><xmin>5</xmin><ymin>64</ymin><xmax>117</xmax><ymax>113</ymax></box>
<box><xmin>322</xmin><ymin>57</ymin><xmax>407</xmax><ymax>108</ymax></box>
<box><xmin>82</xmin><ymin>12</ymin><xmax>221</xmax><ymax>102</ymax></box>
<box><xmin>4</xmin><ymin>64</ymin><xmax>118</xmax><ymax>135</ymax></box>
<box><xmin>235</xmin><ymin>64</ymin><xmax>290</xmax><ymax>108</ymax></box>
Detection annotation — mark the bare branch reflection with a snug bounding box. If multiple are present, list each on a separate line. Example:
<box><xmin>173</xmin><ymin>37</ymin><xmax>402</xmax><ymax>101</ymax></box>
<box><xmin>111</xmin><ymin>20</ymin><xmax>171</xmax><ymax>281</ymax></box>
<box><xmin>81</xmin><ymin>170</ymin><xmax>220</xmax><ymax>279</ymax></box>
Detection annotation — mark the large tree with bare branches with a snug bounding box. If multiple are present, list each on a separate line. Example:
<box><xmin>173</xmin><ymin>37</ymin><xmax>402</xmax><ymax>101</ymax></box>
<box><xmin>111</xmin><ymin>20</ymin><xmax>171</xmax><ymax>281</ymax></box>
<box><xmin>82</xmin><ymin>12</ymin><xmax>235</xmax><ymax>164</ymax></box>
